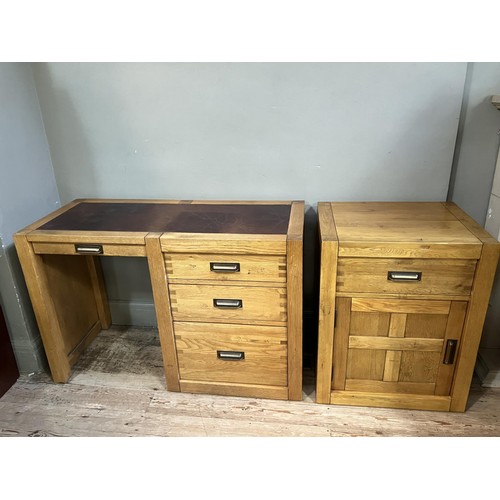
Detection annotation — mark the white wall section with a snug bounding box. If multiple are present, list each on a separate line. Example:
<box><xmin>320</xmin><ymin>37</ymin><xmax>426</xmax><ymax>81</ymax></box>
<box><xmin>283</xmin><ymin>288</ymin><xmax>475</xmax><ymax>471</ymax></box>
<box><xmin>0</xmin><ymin>62</ymin><xmax>60</xmax><ymax>372</ymax></box>
<box><xmin>33</xmin><ymin>63</ymin><xmax>466</xmax><ymax>204</ymax></box>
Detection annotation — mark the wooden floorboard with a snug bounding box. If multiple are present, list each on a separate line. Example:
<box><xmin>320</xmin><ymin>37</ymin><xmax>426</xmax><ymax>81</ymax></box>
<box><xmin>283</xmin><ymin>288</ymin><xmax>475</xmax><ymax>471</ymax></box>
<box><xmin>0</xmin><ymin>326</ymin><xmax>499</xmax><ymax>437</ymax></box>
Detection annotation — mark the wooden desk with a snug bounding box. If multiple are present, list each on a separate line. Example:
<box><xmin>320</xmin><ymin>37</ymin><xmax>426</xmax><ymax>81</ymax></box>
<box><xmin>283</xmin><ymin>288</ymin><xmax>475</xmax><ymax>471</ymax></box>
<box><xmin>14</xmin><ymin>199</ymin><xmax>304</xmax><ymax>401</ymax></box>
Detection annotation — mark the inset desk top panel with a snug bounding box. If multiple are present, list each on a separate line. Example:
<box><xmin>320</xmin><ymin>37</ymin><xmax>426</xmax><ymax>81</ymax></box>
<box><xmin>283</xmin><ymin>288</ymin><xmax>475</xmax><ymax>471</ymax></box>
<box><xmin>39</xmin><ymin>202</ymin><xmax>292</xmax><ymax>235</ymax></box>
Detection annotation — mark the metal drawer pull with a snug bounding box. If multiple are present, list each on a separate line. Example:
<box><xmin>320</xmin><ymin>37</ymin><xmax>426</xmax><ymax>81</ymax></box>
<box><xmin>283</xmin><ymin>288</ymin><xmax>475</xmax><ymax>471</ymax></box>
<box><xmin>75</xmin><ymin>244</ymin><xmax>103</xmax><ymax>254</ymax></box>
<box><xmin>213</xmin><ymin>299</ymin><xmax>243</xmax><ymax>309</ymax></box>
<box><xmin>387</xmin><ymin>271</ymin><xmax>422</xmax><ymax>282</ymax></box>
<box><xmin>443</xmin><ymin>339</ymin><xmax>458</xmax><ymax>365</ymax></box>
<box><xmin>210</xmin><ymin>262</ymin><xmax>240</xmax><ymax>273</ymax></box>
<box><xmin>217</xmin><ymin>350</ymin><xmax>245</xmax><ymax>361</ymax></box>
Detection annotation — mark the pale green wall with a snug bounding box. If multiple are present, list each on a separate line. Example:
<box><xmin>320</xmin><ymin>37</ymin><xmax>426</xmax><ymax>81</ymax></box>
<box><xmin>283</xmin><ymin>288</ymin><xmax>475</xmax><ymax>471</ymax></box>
<box><xmin>0</xmin><ymin>62</ymin><xmax>60</xmax><ymax>372</ymax></box>
<box><xmin>34</xmin><ymin>63</ymin><xmax>466</xmax><ymax>204</ymax></box>
<box><xmin>447</xmin><ymin>63</ymin><xmax>500</xmax><ymax>349</ymax></box>
<box><xmin>448</xmin><ymin>62</ymin><xmax>500</xmax><ymax>225</ymax></box>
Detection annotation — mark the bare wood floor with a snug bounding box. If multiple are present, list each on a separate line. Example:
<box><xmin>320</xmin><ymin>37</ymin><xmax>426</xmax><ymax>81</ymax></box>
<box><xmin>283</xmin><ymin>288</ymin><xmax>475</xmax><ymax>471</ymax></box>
<box><xmin>1</xmin><ymin>326</ymin><xmax>499</xmax><ymax>437</ymax></box>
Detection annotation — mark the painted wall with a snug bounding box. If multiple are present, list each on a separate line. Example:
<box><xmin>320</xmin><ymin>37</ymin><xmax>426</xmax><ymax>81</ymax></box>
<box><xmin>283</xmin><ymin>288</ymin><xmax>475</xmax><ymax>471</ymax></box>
<box><xmin>482</xmin><ymin>149</ymin><xmax>500</xmax><ymax>349</ymax></box>
<box><xmin>447</xmin><ymin>63</ymin><xmax>500</xmax><ymax>350</ymax></box>
<box><xmin>32</xmin><ymin>63</ymin><xmax>467</xmax><ymax>340</ymax></box>
<box><xmin>448</xmin><ymin>62</ymin><xmax>500</xmax><ymax>225</ymax></box>
<box><xmin>0</xmin><ymin>62</ymin><xmax>60</xmax><ymax>372</ymax></box>
<box><xmin>34</xmin><ymin>63</ymin><xmax>466</xmax><ymax>204</ymax></box>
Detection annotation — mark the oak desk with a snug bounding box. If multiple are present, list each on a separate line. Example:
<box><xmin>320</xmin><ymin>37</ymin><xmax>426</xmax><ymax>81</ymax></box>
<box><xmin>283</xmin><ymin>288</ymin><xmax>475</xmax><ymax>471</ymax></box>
<box><xmin>14</xmin><ymin>199</ymin><xmax>304</xmax><ymax>401</ymax></box>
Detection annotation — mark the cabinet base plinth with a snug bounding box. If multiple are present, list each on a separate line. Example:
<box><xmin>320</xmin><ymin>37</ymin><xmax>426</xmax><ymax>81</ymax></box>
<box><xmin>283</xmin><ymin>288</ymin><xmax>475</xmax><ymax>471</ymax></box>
<box><xmin>330</xmin><ymin>390</ymin><xmax>452</xmax><ymax>412</ymax></box>
<box><xmin>180</xmin><ymin>380</ymin><xmax>289</xmax><ymax>400</ymax></box>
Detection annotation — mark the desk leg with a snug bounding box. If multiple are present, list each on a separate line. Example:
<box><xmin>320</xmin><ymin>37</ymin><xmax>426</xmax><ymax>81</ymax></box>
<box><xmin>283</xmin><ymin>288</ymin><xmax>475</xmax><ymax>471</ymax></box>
<box><xmin>14</xmin><ymin>233</ymin><xmax>72</xmax><ymax>382</ymax></box>
<box><xmin>146</xmin><ymin>234</ymin><xmax>181</xmax><ymax>392</ymax></box>
<box><xmin>315</xmin><ymin>203</ymin><xmax>339</xmax><ymax>404</ymax></box>
<box><xmin>14</xmin><ymin>234</ymin><xmax>106</xmax><ymax>382</ymax></box>
<box><xmin>287</xmin><ymin>236</ymin><xmax>303</xmax><ymax>401</ymax></box>
<box><xmin>287</xmin><ymin>201</ymin><xmax>304</xmax><ymax>401</ymax></box>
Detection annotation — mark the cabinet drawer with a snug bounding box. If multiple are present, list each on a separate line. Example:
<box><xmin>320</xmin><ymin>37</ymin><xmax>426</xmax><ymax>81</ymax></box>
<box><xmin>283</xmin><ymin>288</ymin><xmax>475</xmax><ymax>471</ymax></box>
<box><xmin>337</xmin><ymin>258</ymin><xmax>476</xmax><ymax>296</ymax></box>
<box><xmin>174</xmin><ymin>322</ymin><xmax>288</xmax><ymax>386</ymax></box>
<box><xmin>169</xmin><ymin>284</ymin><xmax>287</xmax><ymax>324</ymax></box>
<box><xmin>165</xmin><ymin>253</ymin><xmax>286</xmax><ymax>283</ymax></box>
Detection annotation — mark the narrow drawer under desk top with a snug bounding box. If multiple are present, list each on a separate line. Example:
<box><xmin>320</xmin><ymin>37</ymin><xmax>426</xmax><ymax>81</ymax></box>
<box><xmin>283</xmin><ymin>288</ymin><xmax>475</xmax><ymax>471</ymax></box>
<box><xmin>32</xmin><ymin>241</ymin><xmax>147</xmax><ymax>257</ymax></box>
<box><xmin>165</xmin><ymin>253</ymin><xmax>287</xmax><ymax>283</ymax></box>
<box><xmin>174</xmin><ymin>321</ymin><xmax>288</xmax><ymax>386</ymax></box>
<box><xmin>337</xmin><ymin>258</ymin><xmax>476</xmax><ymax>297</ymax></box>
<box><xmin>169</xmin><ymin>284</ymin><xmax>287</xmax><ymax>324</ymax></box>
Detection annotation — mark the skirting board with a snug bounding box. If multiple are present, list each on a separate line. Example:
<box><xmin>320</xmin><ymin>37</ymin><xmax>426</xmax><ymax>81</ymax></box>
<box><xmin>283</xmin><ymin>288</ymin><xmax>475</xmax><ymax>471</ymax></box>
<box><xmin>10</xmin><ymin>335</ymin><xmax>48</xmax><ymax>375</ymax></box>
<box><xmin>109</xmin><ymin>300</ymin><xmax>158</xmax><ymax>327</ymax></box>
<box><xmin>475</xmin><ymin>348</ymin><xmax>500</xmax><ymax>387</ymax></box>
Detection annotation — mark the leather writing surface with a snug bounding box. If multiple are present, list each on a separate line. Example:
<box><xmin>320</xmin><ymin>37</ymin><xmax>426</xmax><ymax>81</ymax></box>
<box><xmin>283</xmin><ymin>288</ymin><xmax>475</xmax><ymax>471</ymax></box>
<box><xmin>40</xmin><ymin>203</ymin><xmax>291</xmax><ymax>234</ymax></box>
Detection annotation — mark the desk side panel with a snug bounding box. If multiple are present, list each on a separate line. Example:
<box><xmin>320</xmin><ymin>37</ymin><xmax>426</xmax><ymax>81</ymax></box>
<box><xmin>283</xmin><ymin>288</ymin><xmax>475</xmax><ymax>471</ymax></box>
<box><xmin>450</xmin><ymin>242</ymin><xmax>500</xmax><ymax>411</ymax></box>
<box><xmin>316</xmin><ymin>203</ymin><xmax>339</xmax><ymax>403</ymax></box>
<box><xmin>41</xmin><ymin>254</ymin><xmax>102</xmax><ymax>356</ymax></box>
<box><xmin>146</xmin><ymin>234</ymin><xmax>181</xmax><ymax>392</ymax></box>
<box><xmin>287</xmin><ymin>201</ymin><xmax>304</xmax><ymax>400</ymax></box>
<box><xmin>13</xmin><ymin>233</ymin><xmax>103</xmax><ymax>382</ymax></box>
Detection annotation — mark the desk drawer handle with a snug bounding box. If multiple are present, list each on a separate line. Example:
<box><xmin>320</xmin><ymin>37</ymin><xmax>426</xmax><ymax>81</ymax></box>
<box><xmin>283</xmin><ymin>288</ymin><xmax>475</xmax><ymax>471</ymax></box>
<box><xmin>210</xmin><ymin>262</ymin><xmax>240</xmax><ymax>273</ymax></box>
<box><xmin>75</xmin><ymin>244</ymin><xmax>103</xmax><ymax>254</ymax></box>
<box><xmin>443</xmin><ymin>339</ymin><xmax>458</xmax><ymax>365</ymax></box>
<box><xmin>213</xmin><ymin>299</ymin><xmax>243</xmax><ymax>309</ymax></box>
<box><xmin>387</xmin><ymin>271</ymin><xmax>422</xmax><ymax>282</ymax></box>
<box><xmin>217</xmin><ymin>350</ymin><xmax>245</xmax><ymax>361</ymax></box>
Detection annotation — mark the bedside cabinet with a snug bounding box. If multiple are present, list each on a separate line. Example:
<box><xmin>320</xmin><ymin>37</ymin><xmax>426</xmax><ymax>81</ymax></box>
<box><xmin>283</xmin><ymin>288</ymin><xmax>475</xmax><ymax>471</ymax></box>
<box><xmin>15</xmin><ymin>199</ymin><xmax>304</xmax><ymax>401</ymax></box>
<box><xmin>316</xmin><ymin>202</ymin><xmax>500</xmax><ymax>412</ymax></box>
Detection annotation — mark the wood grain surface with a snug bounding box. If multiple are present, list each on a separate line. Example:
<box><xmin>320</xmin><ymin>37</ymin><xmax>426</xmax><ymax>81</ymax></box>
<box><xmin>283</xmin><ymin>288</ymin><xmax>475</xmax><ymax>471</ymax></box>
<box><xmin>317</xmin><ymin>202</ymin><xmax>500</xmax><ymax>412</ymax></box>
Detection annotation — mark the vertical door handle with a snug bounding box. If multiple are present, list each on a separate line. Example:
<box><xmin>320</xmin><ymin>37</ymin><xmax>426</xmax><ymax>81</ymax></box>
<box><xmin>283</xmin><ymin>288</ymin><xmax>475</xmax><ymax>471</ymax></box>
<box><xmin>443</xmin><ymin>339</ymin><xmax>458</xmax><ymax>365</ymax></box>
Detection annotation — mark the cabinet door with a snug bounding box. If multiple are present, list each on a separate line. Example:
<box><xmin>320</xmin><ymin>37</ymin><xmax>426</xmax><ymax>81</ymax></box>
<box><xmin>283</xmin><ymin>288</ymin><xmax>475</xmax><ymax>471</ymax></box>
<box><xmin>332</xmin><ymin>297</ymin><xmax>467</xmax><ymax>397</ymax></box>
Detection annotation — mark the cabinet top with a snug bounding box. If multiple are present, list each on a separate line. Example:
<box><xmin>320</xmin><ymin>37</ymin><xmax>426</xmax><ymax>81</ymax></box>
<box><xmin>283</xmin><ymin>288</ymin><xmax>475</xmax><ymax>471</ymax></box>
<box><xmin>319</xmin><ymin>201</ymin><xmax>499</xmax><ymax>259</ymax></box>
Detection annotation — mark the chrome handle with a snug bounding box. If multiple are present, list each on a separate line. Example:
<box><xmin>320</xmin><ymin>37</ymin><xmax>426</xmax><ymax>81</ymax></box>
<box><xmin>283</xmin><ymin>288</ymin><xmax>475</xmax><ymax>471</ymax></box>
<box><xmin>75</xmin><ymin>244</ymin><xmax>103</xmax><ymax>254</ymax></box>
<box><xmin>210</xmin><ymin>262</ymin><xmax>240</xmax><ymax>273</ymax></box>
<box><xmin>443</xmin><ymin>339</ymin><xmax>458</xmax><ymax>365</ymax></box>
<box><xmin>217</xmin><ymin>350</ymin><xmax>245</xmax><ymax>361</ymax></box>
<box><xmin>387</xmin><ymin>271</ymin><xmax>422</xmax><ymax>282</ymax></box>
<box><xmin>213</xmin><ymin>299</ymin><xmax>243</xmax><ymax>309</ymax></box>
